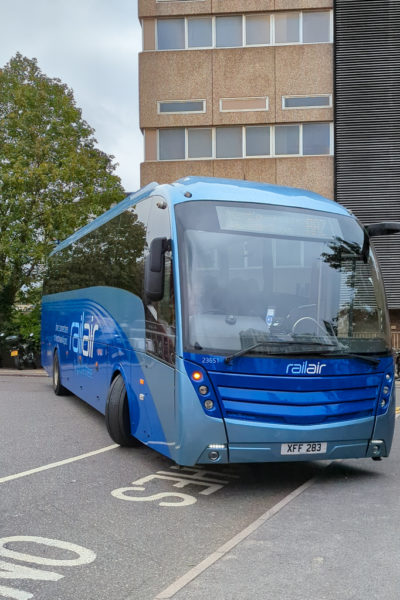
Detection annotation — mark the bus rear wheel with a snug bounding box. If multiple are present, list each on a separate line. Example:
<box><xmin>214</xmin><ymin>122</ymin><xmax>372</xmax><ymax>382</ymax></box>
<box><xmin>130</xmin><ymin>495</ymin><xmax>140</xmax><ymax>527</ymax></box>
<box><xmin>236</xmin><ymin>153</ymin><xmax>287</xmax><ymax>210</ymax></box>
<box><xmin>105</xmin><ymin>375</ymin><xmax>140</xmax><ymax>447</ymax></box>
<box><xmin>53</xmin><ymin>350</ymin><xmax>69</xmax><ymax>396</ymax></box>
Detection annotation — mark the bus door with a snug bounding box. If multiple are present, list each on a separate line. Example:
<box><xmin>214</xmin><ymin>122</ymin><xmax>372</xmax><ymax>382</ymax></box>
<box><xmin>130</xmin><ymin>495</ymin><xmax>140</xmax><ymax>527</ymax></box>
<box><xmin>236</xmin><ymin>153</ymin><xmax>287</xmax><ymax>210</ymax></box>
<box><xmin>137</xmin><ymin>197</ymin><xmax>177</xmax><ymax>457</ymax></box>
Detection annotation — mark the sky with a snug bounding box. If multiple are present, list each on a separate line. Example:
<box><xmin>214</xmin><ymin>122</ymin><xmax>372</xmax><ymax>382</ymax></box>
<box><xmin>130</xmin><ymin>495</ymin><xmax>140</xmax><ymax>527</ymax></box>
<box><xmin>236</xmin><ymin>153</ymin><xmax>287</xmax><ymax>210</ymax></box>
<box><xmin>0</xmin><ymin>0</ymin><xmax>142</xmax><ymax>192</ymax></box>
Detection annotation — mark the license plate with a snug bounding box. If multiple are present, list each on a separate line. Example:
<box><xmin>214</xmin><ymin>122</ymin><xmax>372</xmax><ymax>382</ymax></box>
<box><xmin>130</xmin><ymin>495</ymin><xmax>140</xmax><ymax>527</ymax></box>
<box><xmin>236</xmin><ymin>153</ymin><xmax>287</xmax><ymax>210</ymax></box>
<box><xmin>281</xmin><ymin>442</ymin><xmax>327</xmax><ymax>455</ymax></box>
<box><xmin>10</xmin><ymin>350</ymin><xmax>18</xmax><ymax>357</ymax></box>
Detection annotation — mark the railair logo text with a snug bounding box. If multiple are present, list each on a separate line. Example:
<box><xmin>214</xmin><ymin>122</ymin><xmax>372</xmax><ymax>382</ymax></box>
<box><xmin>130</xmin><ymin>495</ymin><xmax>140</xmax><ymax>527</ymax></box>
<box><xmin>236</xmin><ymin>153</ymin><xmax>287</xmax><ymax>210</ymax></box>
<box><xmin>70</xmin><ymin>312</ymin><xmax>99</xmax><ymax>358</ymax></box>
<box><xmin>286</xmin><ymin>361</ymin><xmax>326</xmax><ymax>375</ymax></box>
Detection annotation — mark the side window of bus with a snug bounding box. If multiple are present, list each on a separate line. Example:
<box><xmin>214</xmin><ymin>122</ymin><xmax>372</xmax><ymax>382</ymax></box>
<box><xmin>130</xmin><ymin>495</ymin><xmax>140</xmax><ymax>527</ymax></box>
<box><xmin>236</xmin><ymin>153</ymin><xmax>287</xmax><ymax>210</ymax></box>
<box><xmin>44</xmin><ymin>201</ymin><xmax>151</xmax><ymax>296</ymax></box>
<box><xmin>116</xmin><ymin>199</ymin><xmax>151</xmax><ymax>296</ymax></box>
<box><xmin>145</xmin><ymin>197</ymin><xmax>176</xmax><ymax>365</ymax></box>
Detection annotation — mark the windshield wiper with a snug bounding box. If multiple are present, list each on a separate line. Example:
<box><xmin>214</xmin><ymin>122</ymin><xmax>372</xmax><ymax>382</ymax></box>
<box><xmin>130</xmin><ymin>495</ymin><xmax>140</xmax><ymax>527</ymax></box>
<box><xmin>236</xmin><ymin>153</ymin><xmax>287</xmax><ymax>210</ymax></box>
<box><xmin>313</xmin><ymin>351</ymin><xmax>380</xmax><ymax>366</ymax></box>
<box><xmin>224</xmin><ymin>340</ymin><xmax>337</xmax><ymax>365</ymax></box>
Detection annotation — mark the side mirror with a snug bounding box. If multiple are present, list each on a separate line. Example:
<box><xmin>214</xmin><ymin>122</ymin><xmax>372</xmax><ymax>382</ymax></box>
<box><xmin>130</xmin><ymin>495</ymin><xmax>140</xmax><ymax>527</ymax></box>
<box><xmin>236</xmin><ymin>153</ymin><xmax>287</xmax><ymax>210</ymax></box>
<box><xmin>365</xmin><ymin>222</ymin><xmax>400</xmax><ymax>237</ymax></box>
<box><xmin>144</xmin><ymin>237</ymin><xmax>171</xmax><ymax>302</ymax></box>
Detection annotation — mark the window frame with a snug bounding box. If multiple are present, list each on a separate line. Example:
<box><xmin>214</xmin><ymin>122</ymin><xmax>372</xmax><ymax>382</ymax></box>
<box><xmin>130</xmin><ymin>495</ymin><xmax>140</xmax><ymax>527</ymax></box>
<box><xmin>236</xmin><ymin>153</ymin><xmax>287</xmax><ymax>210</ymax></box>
<box><xmin>153</xmin><ymin>11</ymin><xmax>333</xmax><ymax>51</ymax></box>
<box><xmin>219</xmin><ymin>97</ymin><xmax>269</xmax><ymax>113</ymax></box>
<box><xmin>282</xmin><ymin>94</ymin><xmax>333</xmax><ymax>110</ymax></box>
<box><xmin>157</xmin><ymin>100</ymin><xmax>206</xmax><ymax>115</ymax></box>
<box><xmin>156</xmin><ymin>123</ymin><xmax>334</xmax><ymax>161</ymax></box>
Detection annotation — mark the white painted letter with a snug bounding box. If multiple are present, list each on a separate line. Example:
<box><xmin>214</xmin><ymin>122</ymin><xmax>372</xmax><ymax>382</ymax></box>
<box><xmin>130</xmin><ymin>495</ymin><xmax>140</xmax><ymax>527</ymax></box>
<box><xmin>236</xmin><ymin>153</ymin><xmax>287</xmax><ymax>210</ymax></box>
<box><xmin>0</xmin><ymin>584</ymin><xmax>33</xmax><ymax>599</ymax></box>
<box><xmin>0</xmin><ymin>537</ymin><xmax>96</xmax><ymax>567</ymax></box>
<box><xmin>0</xmin><ymin>560</ymin><xmax>61</xmax><ymax>582</ymax></box>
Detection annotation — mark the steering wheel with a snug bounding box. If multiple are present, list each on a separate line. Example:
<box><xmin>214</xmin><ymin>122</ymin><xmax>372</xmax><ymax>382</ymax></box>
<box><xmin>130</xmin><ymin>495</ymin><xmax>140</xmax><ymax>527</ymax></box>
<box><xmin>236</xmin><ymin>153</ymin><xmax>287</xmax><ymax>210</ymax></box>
<box><xmin>291</xmin><ymin>316</ymin><xmax>328</xmax><ymax>336</ymax></box>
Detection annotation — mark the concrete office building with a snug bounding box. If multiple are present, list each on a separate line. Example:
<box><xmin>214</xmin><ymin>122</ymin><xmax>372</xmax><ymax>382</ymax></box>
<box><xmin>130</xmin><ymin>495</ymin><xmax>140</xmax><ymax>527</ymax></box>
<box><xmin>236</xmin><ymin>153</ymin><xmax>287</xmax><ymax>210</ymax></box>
<box><xmin>138</xmin><ymin>0</ymin><xmax>400</xmax><ymax>321</ymax></box>
<box><xmin>139</xmin><ymin>0</ymin><xmax>334</xmax><ymax>199</ymax></box>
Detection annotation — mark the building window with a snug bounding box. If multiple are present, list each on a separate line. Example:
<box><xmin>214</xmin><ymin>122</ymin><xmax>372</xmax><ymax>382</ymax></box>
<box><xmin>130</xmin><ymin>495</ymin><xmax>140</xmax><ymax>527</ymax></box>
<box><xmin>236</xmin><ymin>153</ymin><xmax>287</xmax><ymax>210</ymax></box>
<box><xmin>156</xmin><ymin>124</ymin><xmax>332</xmax><ymax>160</ymax></box>
<box><xmin>157</xmin><ymin>19</ymin><xmax>185</xmax><ymax>50</ymax></box>
<box><xmin>188</xmin><ymin>17</ymin><xmax>212</xmax><ymax>48</ymax></box>
<box><xmin>220</xmin><ymin>97</ymin><xmax>268</xmax><ymax>112</ymax></box>
<box><xmin>188</xmin><ymin>128</ymin><xmax>212</xmax><ymax>158</ymax></box>
<box><xmin>303</xmin><ymin>11</ymin><xmax>331</xmax><ymax>44</ymax></box>
<box><xmin>275</xmin><ymin>125</ymin><xmax>300</xmax><ymax>155</ymax></box>
<box><xmin>274</xmin><ymin>13</ymin><xmax>300</xmax><ymax>44</ymax></box>
<box><xmin>158</xmin><ymin>100</ymin><xmax>206</xmax><ymax>114</ymax></box>
<box><xmin>216</xmin><ymin>127</ymin><xmax>243</xmax><ymax>158</ymax></box>
<box><xmin>246</xmin><ymin>126</ymin><xmax>270</xmax><ymax>156</ymax></box>
<box><xmin>245</xmin><ymin>15</ymin><xmax>270</xmax><ymax>46</ymax></box>
<box><xmin>159</xmin><ymin>129</ymin><xmax>185</xmax><ymax>160</ymax></box>
<box><xmin>216</xmin><ymin>16</ymin><xmax>243</xmax><ymax>48</ymax></box>
<box><xmin>154</xmin><ymin>11</ymin><xmax>332</xmax><ymax>51</ymax></box>
<box><xmin>283</xmin><ymin>95</ymin><xmax>332</xmax><ymax>109</ymax></box>
<box><xmin>303</xmin><ymin>123</ymin><xmax>331</xmax><ymax>155</ymax></box>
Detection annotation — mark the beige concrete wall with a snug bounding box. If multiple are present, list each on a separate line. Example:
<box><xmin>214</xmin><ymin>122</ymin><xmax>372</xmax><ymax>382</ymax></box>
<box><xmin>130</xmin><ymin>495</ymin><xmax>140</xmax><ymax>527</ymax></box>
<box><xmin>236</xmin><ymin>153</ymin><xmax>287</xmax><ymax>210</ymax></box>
<box><xmin>139</xmin><ymin>0</ymin><xmax>332</xmax><ymax>18</ymax></box>
<box><xmin>211</xmin><ymin>0</ymin><xmax>274</xmax><ymax>14</ymax></box>
<box><xmin>139</xmin><ymin>51</ymin><xmax>213</xmax><ymax>128</ymax></box>
<box><xmin>141</xmin><ymin>157</ymin><xmax>333</xmax><ymax>198</ymax></box>
<box><xmin>139</xmin><ymin>0</ymin><xmax>212</xmax><ymax>18</ymax></box>
<box><xmin>212</xmin><ymin>47</ymin><xmax>276</xmax><ymax>126</ymax></box>
<box><xmin>140</xmin><ymin>44</ymin><xmax>332</xmax><ymax>128</ymax></box>
<box><xmin>275</xmin><ymin>0</ymin><xmax>332</xmax><ymax>10</ymax></box>
<box><xmin>275</xmin><ymin>43</ymin><xmax>333</xmax><ymax>123</ymax></box>
<box><xmin>139</xmin><ymin>1</ymin><xmax>334</xmax><ymax>196</ymax></box>
<box><xmin>275</xmin><ymin>156</ymin><xmax>333</xmax><ymax>198</ymax></box>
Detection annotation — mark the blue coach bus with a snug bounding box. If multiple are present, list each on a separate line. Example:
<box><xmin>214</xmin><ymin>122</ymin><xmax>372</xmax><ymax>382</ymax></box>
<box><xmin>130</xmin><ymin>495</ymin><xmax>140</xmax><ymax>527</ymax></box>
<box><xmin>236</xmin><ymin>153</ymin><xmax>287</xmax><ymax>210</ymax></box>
<box><xmin>42</xmin><ymin>177</ymin><xmax>399</xmax><ymax>465</ymax></box>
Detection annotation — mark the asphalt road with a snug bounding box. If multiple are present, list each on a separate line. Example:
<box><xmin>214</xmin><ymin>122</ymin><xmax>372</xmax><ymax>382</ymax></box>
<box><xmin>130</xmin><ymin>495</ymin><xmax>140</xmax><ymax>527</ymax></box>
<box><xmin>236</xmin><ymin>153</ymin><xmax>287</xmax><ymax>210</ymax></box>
<box><xmin>0</xmin><ymin>373</ymin><xmax>323</xmax><ymax>600</ymax></box>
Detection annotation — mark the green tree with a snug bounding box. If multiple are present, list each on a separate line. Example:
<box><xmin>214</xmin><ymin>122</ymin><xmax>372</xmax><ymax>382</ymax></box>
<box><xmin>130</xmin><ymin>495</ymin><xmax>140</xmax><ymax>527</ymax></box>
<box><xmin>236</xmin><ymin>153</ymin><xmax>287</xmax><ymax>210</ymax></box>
<box><xmin>0</xmin><ymin>52</ymin><xmax>126</xmax><ymax>329</ymax></box>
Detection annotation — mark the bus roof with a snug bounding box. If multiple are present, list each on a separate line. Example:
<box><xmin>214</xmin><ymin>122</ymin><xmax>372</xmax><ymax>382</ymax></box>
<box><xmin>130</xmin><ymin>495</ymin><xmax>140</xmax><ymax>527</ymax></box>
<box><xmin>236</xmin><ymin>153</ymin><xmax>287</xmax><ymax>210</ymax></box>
<box><xmin>52</xmin><ymin>177</ymin><xmax>351</xmax><ymax>255</ymax></box>
<box><xmin>157</xmin><ymin>176</ymin><xmax>350</xmax><ymax>216</ymax></box>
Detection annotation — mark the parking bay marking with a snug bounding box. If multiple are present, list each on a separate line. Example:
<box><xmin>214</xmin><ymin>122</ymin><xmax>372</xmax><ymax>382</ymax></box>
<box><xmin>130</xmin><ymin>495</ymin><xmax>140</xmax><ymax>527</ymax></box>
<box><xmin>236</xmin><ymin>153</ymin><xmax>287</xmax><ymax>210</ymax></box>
<box><xmin>0</xmin><ymin>445</ymin><xmax>119</xmax><ymax>485</ymax></box>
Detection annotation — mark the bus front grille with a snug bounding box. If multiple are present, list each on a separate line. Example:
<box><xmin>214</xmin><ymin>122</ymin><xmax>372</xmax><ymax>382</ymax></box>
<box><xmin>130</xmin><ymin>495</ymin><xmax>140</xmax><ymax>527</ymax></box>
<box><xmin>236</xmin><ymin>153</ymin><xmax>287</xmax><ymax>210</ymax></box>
<box><xmin>209</xmin><ymin>372</ymin><xmax>381</xmax><ymax>426</ymax></box>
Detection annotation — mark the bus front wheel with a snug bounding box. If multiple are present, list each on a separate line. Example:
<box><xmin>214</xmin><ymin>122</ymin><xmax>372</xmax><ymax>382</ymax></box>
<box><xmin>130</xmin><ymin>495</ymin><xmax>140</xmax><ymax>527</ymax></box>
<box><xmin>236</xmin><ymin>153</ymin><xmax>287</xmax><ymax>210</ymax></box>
<box><xmin>105</xmin><ymin>375</ymin><xmax>140</xmax><ymax>447</ymax></box>
<box><xmin>53</xmin><ymin>350</ymin><xmax>69</xmax><ymax>396</ymax></box>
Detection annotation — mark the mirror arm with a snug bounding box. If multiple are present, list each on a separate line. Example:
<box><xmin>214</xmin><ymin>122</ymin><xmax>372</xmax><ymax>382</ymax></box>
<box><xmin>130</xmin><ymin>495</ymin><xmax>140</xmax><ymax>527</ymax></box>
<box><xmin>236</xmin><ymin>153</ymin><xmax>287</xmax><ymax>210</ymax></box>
<box><xmin>365</xmin><ymin>222</ymin><xmax>400</xmax><ymax>237</ymax></box>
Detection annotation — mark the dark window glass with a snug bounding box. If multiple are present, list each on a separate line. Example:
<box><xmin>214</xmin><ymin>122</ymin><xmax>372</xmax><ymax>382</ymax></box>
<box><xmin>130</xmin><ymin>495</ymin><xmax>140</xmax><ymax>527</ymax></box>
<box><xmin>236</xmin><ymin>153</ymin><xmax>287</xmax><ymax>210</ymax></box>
<box><xmin>145</xmin><ymin>198</ymin><xmax>176</xmax><ymax>364</ymax></box>
<box><xmin>157</xmin><ymin>19</ymin><xmax>185</xmax><ymax>50</ymax></box>
<box><xmin>159</xmin><ymin>129</ymin><xmax>185</xmax><ymax>160</ymax></box>
<box><xmin>44</xmin><ymin>200</ymin><xmax>150</xmax><ymax>296</ymax></box>
<box><xmin>303</xmin><ymin>123</ymin><xmax>331</xmax><ymax>155</ymax></box>
<box><xmin>246</xmin><ymin>126</ymin><xmax>270</xmax><ymax>156</ymax></box>
<box><xmin>159</xmin><ymin>101</ymin><xmax>205</xmax><ymax>113</ymax></box>
<box><xmin>188</xmin><ymin>17</ymin><xmax>212</xmax><ymax>48</ymax></box>
<box><xmin>246</xmin><ymin>15</ymin><xmax>270</xmax><ymax>45</ymax></box>
<box><xmin>284</xmin><ymin>96</ymin><xmax>331</xmax><ymax>108</ymax></box>
<box><xmin>303</xmin><ymin>11</ymin><xmax>330</xmax><ymax>43</ymax></box>
<box><xmin>216</xmin><ymin>16</ymin><xmax>242</xmax><ymax>48</ymax></box>
<box><xmin>216</xmin><ymin>127</ymin><xmax>242</xmax><ymax>158</ymax></box>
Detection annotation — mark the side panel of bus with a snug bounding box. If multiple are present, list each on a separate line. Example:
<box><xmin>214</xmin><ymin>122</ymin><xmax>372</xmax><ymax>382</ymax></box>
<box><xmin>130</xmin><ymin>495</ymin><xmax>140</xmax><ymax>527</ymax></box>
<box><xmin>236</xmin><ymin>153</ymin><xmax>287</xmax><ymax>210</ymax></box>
<box><xmin>42</xmin><ymin>195</ymin><xmax>178</xmax><ymax>459</ymax></box>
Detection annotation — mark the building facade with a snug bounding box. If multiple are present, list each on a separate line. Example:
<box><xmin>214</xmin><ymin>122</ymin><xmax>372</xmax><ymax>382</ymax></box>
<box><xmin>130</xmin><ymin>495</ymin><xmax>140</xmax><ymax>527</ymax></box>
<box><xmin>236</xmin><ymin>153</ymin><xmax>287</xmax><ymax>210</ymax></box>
<box><xmin>138</xmin><ymin>0</ymin><xmax>400</xmax><ymax>320</ymax></box>
<box><xmin>138</xmin><ymin>0</ymin><xmax>334</xmax><ymax>199</ymax></box>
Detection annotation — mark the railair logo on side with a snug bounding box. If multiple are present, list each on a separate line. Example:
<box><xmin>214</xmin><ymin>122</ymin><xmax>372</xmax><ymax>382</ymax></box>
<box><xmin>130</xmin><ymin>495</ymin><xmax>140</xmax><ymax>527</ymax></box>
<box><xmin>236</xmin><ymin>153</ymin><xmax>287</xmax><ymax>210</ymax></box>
<box><xmin>70</xmin><ymin>312</ymin><xmax>99</xmax><ymax>358</ymax></box>
<box><xmin>286</xmin><ymin>361</ymin><xmax>326</xmax><ymax>375</ymax></box>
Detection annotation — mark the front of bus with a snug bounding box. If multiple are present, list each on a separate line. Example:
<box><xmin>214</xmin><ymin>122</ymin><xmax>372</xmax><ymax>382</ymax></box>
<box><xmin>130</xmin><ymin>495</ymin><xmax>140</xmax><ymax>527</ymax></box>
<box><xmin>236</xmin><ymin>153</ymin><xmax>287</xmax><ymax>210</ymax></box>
<box><xmin>172</xmin><ymin>178</ymin><xmax>395</xmax><ymax>466</ymax></box>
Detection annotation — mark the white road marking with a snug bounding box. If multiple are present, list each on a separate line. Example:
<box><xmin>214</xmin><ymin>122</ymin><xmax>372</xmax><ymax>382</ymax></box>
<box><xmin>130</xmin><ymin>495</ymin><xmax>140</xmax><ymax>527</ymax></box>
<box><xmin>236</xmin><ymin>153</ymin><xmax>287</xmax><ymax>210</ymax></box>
<box><xmin>0</xmin><ymin>536</ymin><xmax>96</xmax><ymax>600</ymax></box>
<box><xmin>0</xmin><ymin>445</ymin><xmax>119</xmax><ymax>485</ymax></box>
<box><xmin>153</xmin><ymin>468</ymin><xmax>330</xmax><ymax>599</ymax></box>
<box><xmin>0</xmin><ymin>537</ymin><xmax>96</xmax><ymax>567</ymax></box>
<box><xmin>0</xmin><ymin>584</ymin><xmax>33</xmax><ymax>599</ymax></box>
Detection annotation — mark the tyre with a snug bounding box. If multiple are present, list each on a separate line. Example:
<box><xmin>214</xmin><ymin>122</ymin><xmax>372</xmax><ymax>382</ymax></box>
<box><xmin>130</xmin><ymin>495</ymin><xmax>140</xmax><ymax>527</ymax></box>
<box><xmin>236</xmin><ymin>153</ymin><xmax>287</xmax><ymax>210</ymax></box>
<box><xmin>53</xmin><ymin>350</ymin><xmax>69</xmax><ymax>396</ymax></box>
<box><xmin>105</xmin><ymin>374</ymin><xmax>140</xmax><ymax>447</ymax></box>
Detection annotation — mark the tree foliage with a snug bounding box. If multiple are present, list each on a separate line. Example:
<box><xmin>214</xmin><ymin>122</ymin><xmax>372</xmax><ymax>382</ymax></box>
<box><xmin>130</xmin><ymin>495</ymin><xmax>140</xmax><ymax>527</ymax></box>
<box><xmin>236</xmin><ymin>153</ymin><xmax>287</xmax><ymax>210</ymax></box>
<box><xmin>0</xmin><ymin>53</ymin><xmax>126</xmax><ymax>330</ymax></box>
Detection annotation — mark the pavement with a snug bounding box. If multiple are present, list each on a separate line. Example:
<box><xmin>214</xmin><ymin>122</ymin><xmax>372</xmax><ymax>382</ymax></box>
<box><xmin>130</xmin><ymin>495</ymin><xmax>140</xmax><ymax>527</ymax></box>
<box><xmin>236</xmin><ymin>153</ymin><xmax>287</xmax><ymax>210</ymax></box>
<box><xmin>0</xmin><ymin>367</ymin><xmax>47</xmax><ymax>376</ymax></box>
<box><xmin>2</xmin><ymin>370</ymin><xmax>399</xmax><ymax>599</ymax></box>
<box><xmin>154</xmin><ymin>383</ymin><xmax>400</xmax><ymax>600</ymax></box>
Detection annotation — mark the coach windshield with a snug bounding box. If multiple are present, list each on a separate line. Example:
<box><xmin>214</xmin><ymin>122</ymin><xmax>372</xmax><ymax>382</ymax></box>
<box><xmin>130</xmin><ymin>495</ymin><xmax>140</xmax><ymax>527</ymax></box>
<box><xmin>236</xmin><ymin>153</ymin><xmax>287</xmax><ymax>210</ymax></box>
<box><xmin>175</xmin><ymin>201</ymin><xmax>390</xmax><ymax>357</ymax></box>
